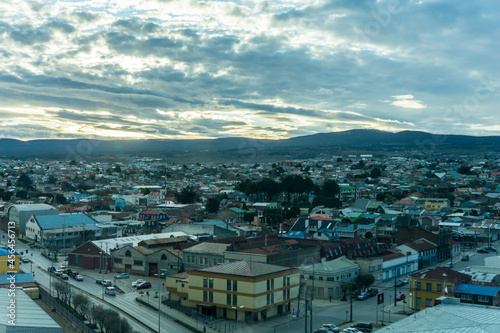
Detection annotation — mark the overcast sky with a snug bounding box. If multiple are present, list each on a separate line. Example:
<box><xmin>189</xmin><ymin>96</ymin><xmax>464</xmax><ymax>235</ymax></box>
<box><xmin>1</xmin><ymin>0</ymin><xmax>499</xmax><ymax>141</ymax></box>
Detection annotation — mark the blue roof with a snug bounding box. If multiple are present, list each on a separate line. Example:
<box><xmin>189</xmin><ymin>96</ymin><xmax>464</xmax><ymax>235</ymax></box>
<box><xmin>455</xmin><ymin>283</ymin><xmax>500</xmax><ymax>297</ymax></box>
<box><xmin>279</xmin><ymin>231</ymin><xmax>305</xmax><ymax>239</ymax></box>
<box><xmin>35</xmin><ymin>214</ymin><xmax>96</xmax><ymax>229</ymax></box>
<box><xmin>0</xmin><ymin>247</ymin><xmax>20</xmax><ymax>256</ymax></box>
<box><xmin>0</xmin><ymin>273</ymin><xmax>34</xmax><ymax>284</ymax></box>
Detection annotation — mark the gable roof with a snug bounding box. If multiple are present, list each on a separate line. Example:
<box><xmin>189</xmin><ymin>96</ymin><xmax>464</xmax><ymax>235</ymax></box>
<box><xmin>34</xmin><ymin>213</ymin><xmax>96</xmax><ymax>229</ymax></box>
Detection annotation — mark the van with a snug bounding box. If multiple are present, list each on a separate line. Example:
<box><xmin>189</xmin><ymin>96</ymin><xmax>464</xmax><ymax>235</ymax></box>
<box><xmin>105</xmin><ymin>287</ymin><xmax>116</xmax><ymax>296</ymax></box>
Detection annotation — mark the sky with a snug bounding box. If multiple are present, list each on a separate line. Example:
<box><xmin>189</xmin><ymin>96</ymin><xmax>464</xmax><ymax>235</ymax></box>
<box><xmin>1</xmin><ymin>0</ymin><xmax>500</xmax><ymax>141</ymax></box>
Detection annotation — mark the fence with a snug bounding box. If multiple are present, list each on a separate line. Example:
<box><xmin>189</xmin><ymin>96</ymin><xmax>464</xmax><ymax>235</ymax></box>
<box><xmin>163</xmin><ymin>298</ymin><xmax>237</xmax><ymax>333</ymax></box>
<box><xmin>39</xmin><ymin>287</ymin><xmax>94</xmax><ymax>333</ymax></box>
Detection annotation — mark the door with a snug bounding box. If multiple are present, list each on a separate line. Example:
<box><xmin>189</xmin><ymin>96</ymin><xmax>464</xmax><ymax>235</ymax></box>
<box><xmin>149</xmin><ymin>263</ymin><xmax>158</xmax><ymax>276</ymax></box>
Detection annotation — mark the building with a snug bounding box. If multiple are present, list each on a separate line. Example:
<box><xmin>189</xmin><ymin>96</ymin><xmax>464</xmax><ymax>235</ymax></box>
<box><xmin>68</xmin><ymin>241</ymin><xmax>112</xmax><ymax>271</ymax></box>
<box><xmin>111</xmin><ymin>245</ymin><xmax>181</xmax><ymax>276</ymax></box>
<box><xmin>453</xmin><ymin>283</ymin><xmax>500</xmax><ymax>306</ymax></box>
<box><xmin>0</xmin><ymin>288</ymin><xmax>62</xmax><ymax>332</ymax></box>
<box><xmin>166</xmin><ymin>260</ymin><xmax>299</xmax><ymax>322</ymax></box>
<box><xmin>409</xmin><ymin>267</ymin><xmax>471</xmax><ymax>310</ymax></box>
<box><xmin>0</xmin><ymin>247</ymin><xmax>19</xmax><ymax>274</ymax></box>
<box><xmin>182</xmin><ymin>242</ymin><xmax>230</xmax><ymax>271</ymax></box>
<box><xmin>299</xmin><ymin>256</ymin><xmax>359</xmax><ymax>299</ymax></box>
<box><xmin>382</xmin><ymin>250</ymin><xmax>418</xmax><ymax>282</ymax></box>
<box><xmin>397</xmin><ymin>226</ymin><xmax>450</xmax><ymax>262</ymax></box>
<box><xmin>380</xmin><ymin>298</ymin><xmax>500</xmax><ymax>332</ymax></box>
<box><xmin>6</xmin><ymin>204</ymin><xmax>58</xmax><ymax>235</ymax></box>
<box><xmin>396</xmin><ymin>238</ymin><xmax>437</xmax><ymax>270</ymax></box>
<box><xmin>25</xmin><ymin>213</ymin><xmax>98</xmax><ymax>248</ymax></box>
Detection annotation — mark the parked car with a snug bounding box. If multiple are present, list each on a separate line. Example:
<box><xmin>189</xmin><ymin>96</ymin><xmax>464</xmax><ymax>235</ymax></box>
<box><xmin>114</xmin><ymin>273</ymin><xmax>130</xmax><ymax>279</ymax></box>
<box><xmin>48</xmin><ymin>266</ymin><xmax>56</xmax><ymax>273</ymax></box>
<box><xmin>402</xmin><ymin>278</ymin><xmax>409</xmax><ymax>284</ymax></box>
<box><xmin>461</xmin><ymin>254</ymin><xmax>470</xmax><ymax>261</ymax></box>
<box><xmin>75</xmin><ymin>274</ymin><xmax>84</xmax><ymax>281</ymax></box>
<box><xmin>478</xmin><ymin>248</ymin><xmax>489</xmax><ymax>253</ymax></box>
<box><xmin>343</xmin><ymin>329</ymin><xmax>361</xmax><ymax>333</ymax></box>
<box><xmin>96</xmin><ymin>279</ymin><xmax>104</xmax><ymax>285</ymax></box>
<box><xmin>105</xmin><ymin>287</ymin><xmax>117</xmax><ymax>296</ymax></box>
<box><xmin>367</xmin><ymin>288</ymin><xmax>378</xmax><ymax>297</ymax></box>
<box><xmin>132</xmin><ymin>279</ymin><xmax>145</xmax><ymax>288</ymax></box>
<box><xmin>21</xmin><ymin>256</ymin><xmax>30</xmax><ymax>263</ymax></box>
<box><xmin>320</xmin><ymin>324</ymin><xmax>341</xmax><ymax>332</ymax></box>
<box><xmin>136</xmin><ymin>281</ymin><xmax>152</xmax><ymax>290</ymax></box>
<box><xmin>396</xmin><ymin>293</ymin><xmax>406</xmax><ymax>301</ymax></box>
<box><xmin>60</xmin><ymin>274</ymin><xmax>69</xmax><ymax>280</ymax></box>
<box><xmin>351</xmin><ymin>322</ymin><xmax>373</xmax><ymax>332</ymax></box>
<box><xmin>64</xmin><ymin>269</ymin><xmax>72</xmax><ymax>276</ymax></box>
<box><xmin>484</xmin><ymin>246</ymin><xmax>497</xmax><ymax>252</ymax></box>
<box><xmin>396</xmin><ymin>280</ymin><xmax>404</xmax><ymax>287</ymax></box>
<box><xmin>102</xmin><ymin>280</ymin><xmax>113</xmax><ymax>287</ymax></box>
<box><xmin>314</xmin><ymin>329</ymin><xmax>330</xmax><ymax>333</ymax></box>
<box><xmin>357</xmin><ymin>292</ymin><xmax>369</xmax><ymax>300</ymax></box>
<box><xmin>54</xmin><ymin>269</ymin><xmax>63</xmax><ymax>276</ymax></box>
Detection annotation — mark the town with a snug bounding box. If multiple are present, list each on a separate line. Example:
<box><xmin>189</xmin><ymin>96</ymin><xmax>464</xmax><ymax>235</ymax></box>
<box><xmin>1</xmin><ymin>153</ymin><xmax>500</xmax><ymax>333</ymax></box>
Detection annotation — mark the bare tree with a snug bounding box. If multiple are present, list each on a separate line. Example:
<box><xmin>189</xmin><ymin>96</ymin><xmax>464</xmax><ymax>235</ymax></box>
<box><xmin>73</xmin><ymin>294</ymin><xmax>91</xmax><ymax>317</ymax></box>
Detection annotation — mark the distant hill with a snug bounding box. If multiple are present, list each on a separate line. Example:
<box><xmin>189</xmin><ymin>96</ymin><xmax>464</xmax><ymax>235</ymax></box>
<box><xmin>1</xmin><ymin>130</ymin><xmax>500</xmax><ymax>161</ymax></box>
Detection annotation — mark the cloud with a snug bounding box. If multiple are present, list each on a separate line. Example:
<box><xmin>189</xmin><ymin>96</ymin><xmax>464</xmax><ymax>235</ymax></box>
<box><xmin>0</xmin><ymin>0</ymin><xmax>498</xmax><ymax>140</ymax></box>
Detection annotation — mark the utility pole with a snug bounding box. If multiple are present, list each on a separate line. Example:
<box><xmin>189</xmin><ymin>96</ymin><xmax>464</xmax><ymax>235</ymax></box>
<box><xmin>349</xmin><ymin>281</ymin><xmax>353</xmax><ymax>322</ymax></box>
<box><xmin>304</xmin><ymin>294</ymin><xmax>308</xmax><ymax>333</ymax></box>
<box><xmin>394</xmin><ymin>267</ymin><xmax>397</xmax><ymax>306</ymax></box>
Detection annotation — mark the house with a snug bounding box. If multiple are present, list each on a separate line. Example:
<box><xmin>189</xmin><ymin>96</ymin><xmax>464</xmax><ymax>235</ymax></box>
<box><xmin>396</xmin><ymin>238</ymin><xmax>437</xmax><ymax>270</ymax></box>
<box><xmin>0</xmin><ymin>247</ymin><xmax>19</xmax><ymax>274</ymax></box>
<box><xmin>382</xmin><ymin>250</ymin><xmax>418</xmax><ymax>282</ymax></box>
<box><xmin>182</xmin><ymin>242</ymin><xmax>231</xmax><ymax>271</ymax></box>
<box><xmin>166</xmin><ymin>260</ymin><xmax>299</xmax><ymax>322</ymax></box>
<box><xmin>397</xmin><ymin>226</ymin><xmax>450</xmax><ymax>263</ymax></box>
<box><xmin>453</xmin><ymin>283</ymin><xmax>500</xmax><ymax>306</ymax></box>
<box><xmin>138</xmin><ymin>210</ymin><xmax>169</xmax><ymax>228</ymax></box>
<box><xmin>409</xmin><ymin>267</ymin><xmax>471</xmax><ymax>310</ymax></box>
<box><xmin>299</xmin><ymin>256</ymin><xmax>359</xmax><ymax>299</ymax></box>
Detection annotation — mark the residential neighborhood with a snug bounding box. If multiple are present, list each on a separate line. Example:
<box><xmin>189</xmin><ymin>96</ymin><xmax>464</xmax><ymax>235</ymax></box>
<box><xmin>2</xmin><ymin>154</ymin><xmax>500</xmax><ymax>332</ymax></box>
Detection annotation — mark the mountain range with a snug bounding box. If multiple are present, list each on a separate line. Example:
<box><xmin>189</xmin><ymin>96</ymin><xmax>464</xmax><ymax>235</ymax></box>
<box><xmin>1</xmin><ymin>130</ymin><xmax>499</xmax><ymax>161</ymax></box>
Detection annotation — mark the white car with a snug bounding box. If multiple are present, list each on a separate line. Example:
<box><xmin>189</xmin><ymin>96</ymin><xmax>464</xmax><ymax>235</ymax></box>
<box><xmin>321</xmin><ymin>324</ymin><xmax>341</xmax><ymax>332</ymax></box>
<box><xmin>343</xmin><ymin>329</ymin><xmax>361</xmax><ymax>333</ymax></box>
<box><xmin>132</xmin><ymin>279</ymin><xmax>145</xmax><ymax>288</ymax></box>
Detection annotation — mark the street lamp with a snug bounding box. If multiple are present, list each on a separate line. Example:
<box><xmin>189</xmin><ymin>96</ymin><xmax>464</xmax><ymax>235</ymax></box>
<box><xmin>232</xmin><ymin>305</ymin><xmax>244</xmax><ymax>333</ymax></box>
<box><xmin>154</xmin><ymin>272</ymin><xmax>163</xmax><ymax>333</ymax></box>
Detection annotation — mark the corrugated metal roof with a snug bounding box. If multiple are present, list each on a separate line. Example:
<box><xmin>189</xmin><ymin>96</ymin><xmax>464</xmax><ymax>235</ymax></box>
<box><xmin>455</xmin><ymin>283</ymin><xmax>500</xmax><ymax>297</ymax></box>
<box><xmin>35</xmin><ymin>213</ymin><xmax>96</xmax><ymax>230</ymax></box>
<box><xmin>193</xmin><ymin>260</ymin><xmax>291</xmax><ymax>277</ymax></box>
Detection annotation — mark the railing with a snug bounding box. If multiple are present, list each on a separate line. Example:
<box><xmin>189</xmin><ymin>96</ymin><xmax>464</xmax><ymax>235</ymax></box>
<box><xmin>39</xmin><ymin>287</ymin><xmax>94</xmax><ymax>333</ymax></box>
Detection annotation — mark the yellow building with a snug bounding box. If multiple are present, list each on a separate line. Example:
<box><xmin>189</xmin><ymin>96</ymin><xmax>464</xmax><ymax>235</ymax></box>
<box><xmin>422</xmin><ymin>198</ymin><xmax>449</xmax><ymax>212</ymax></box>
<box><xmin>409</xmin><ymin>267</ymin><xmax>470</xmax><ymax>310</ymax></box>
<box><xmin>0</xmin><ymin>247</ymin><xmax>20</xmax><ymax>274</ymax></box>
<box><xmin>167</xmin><ymin>260</ymin><xmax>300</xmax><ymax>322</ymax></box>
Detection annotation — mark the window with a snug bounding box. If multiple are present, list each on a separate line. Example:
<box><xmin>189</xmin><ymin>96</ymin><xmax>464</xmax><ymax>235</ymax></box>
<box><xmin>319</xmin><ymin>276</ymin><xmax>323</xmax><ymax>281</ymax></box>
<box><xmin>327</xmin><ymin>277</ymin><xmax>334</xmax><ymax>282</ymax></box>
<box><xmin>309</xmin><ymin>275</ymin><xmax>314</xmax><ymax>280</ymax></box>
<box><xmin>425</xmin><ymin>298</ymin><xmax>432</xmax><ymax>307</ymax></box>
<box><xmin>203</xmin><ymin>277</ymin><xmax>208</xmax><ymax>288</ymax></box>
<box><xmin>125</xmin><ymin>250</ymin><xmax>131</xmax><ymax>257</ymax></box>
<box><xmin>161</xmin><ymin>254</ymin><xmax>167</xmax><ymax>260</ymax></box>
<box><xmin>478</xmin><ymin>295</ymin><xmax>489</xmax><ymax>303</ymax></box>
<box><xmin>134</xmin><ymin>260</ymin><xmax>142</xmax><ymax>266</ymax></box>
<box><xmin>437</xmin><ymin>284</ymin><xmax>442</xmax><ymax>292</ymax></box>
<box><xmin>227</xmin><ymin>294</ymin><xmax>231</xmax><ymax>305</ymax></box>
<box><xmin>209</xmin><ymin>292</ymin><xmax>213</xmax><ymax>303</ymax></box>
<box><xmin>227</xmin><ymin>280</ymin><xmax>231</xmax><ymax>291</ymax></box>
<box><xmin>203</xmin><ymin>291</ymin><xmax>207</xmax><ymax>302</ymax></box>
<box><xmin>267</xmin><ymin>293</ymin><xmax>270</xmax><ymax>305</ymax></box>
<box><xmin>461</xmin><ymin>294</ymin><xmax>473</xmax><ymax>301</ymax></box>
<box><xmin>416</xmin><ymin>282</ymin><xmax>421</xmax><ymax>290</ymax></box>
<box><xmin>209</xmin><ymin>278</ymin><xmax>213</xmax><ymax>289</ymax></box>
<box><xmin>114</xmin><ymin>258</ymin><xmax>122</xmax><ymax>263</ymax></box>
<box><xmin>199</xmin><ymin>257</ymin><xmax>204</xmax><ymax>265</ymax></box>
<box><xmin>233</xmin><ymin>280</ymin><xmax>238</xmax><ymax>292</ymax></box>
<box><xmin>233</xmin><ymin>294</ymin><xmax>237</xmax><ymax>306</ymax></box>
<box><xmin>426</xmin><ymin>283</ymin><xmax>432</xmax><ymax>291</ymax></box>
<box><xmin>287</xmin><ymin>276</ymin><xmax>290</xmax><ymax>286</ymax></box>
<box><xmin>416</xmin><ymin>297</ymin><xmax>422</xmax><ymax>307</ymax></box>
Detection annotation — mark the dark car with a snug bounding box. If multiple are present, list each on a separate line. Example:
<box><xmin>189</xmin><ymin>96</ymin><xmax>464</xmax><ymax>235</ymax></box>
<box><xmin>478</xmin><ymin>248</ymin><xmax>489</xmax><ymax>253</ymax></box>
<box><xmin>71</xmin><ymin>271</ymin><xmax>79</xmax><ymax>278</ymax></box>
<box><xmin>485</xmin><ymin>246</ymin><xmax>497</xmax><ymax>252</ymax></box>
<box><xmin>368</xmin><ymin>288</ymin><xmax>378</xmax><ymax>297</ymax></box>
<box><xmin>96</xmin><ymin>279</ymin><xmax>104</xmax><ymax>285</ymax></box>
<box><xmin>351</xmin><ymin>322</ymin><xmax>373</xmax><ymax>332</ymax></box>
<box><xmin>48</xmin><ymin>266</ymin><xmax>56</xmax><ymax>273</ymax></box>
<box><xmin>137</xmin><ymin>281</ymin><xmax>152</xmax><ymax>290</ymax></box>
<box><xmin>356</xmin><ymin>292</ymin><xmax>369</xmax><ymax>301</ymax></box>
<box><xmin>396</xmin><ymin>280</ymin><xmax>404</xmax><ymax>287</ymax></box>
<box><xmin>461</xmin><ymin>254</ymin><xmax>469</xmax><ymax>261</ymax></box>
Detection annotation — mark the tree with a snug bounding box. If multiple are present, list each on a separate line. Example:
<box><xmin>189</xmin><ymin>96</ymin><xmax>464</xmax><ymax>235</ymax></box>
<box><xmin>16</xmin><ymin>190</ymin><xmax>28</xmax><ymax>199</ymax></box>
<box><xmin>356</xmin><ymin>274</ymin><xmax>375</xmax><ymax>291</ymax></box>
<box><xmin>370</xmin><ymin>167</ymin><xmax>382</xmax><ymax>178</ymax></box>
<box><xmin>55</xmin><ymin>193</ymin><xmax>67</xmax><ymax>204</ymax></box>
<box><xmin>364</xmin><ymin>231</ymin><xmax>373</xmax><ymax>239</ymax></box>
<box><xmin>16</xmin><ymin>173</ymin><xmax>33</xmax><ymax>190</ymax></box>
<box><xmin>176</xmin><ymin>188</ymin><xmax>198</xmax><ymax>204</ymax></box>
<box><xmin>321</xmin><ymin>180</ymin><xmax>340</xmax><ymax>196</ymax></box>
<box><xmin>73</xmin><ymin>294</ymin><xmax>91</xmax><ymax>317</ymax></box>
<box><xmin>205</xmin><ymin>198</ymin><xmax>220</xmax><ymax>214</ymax></box>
